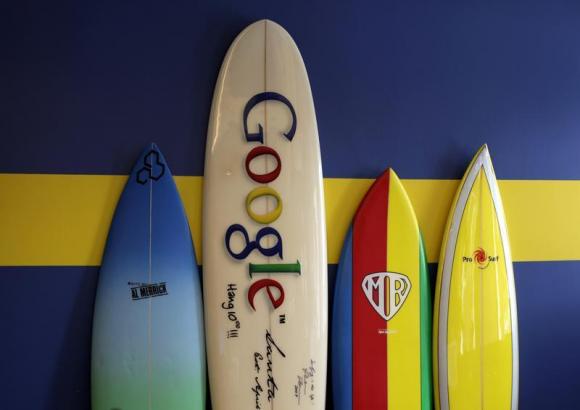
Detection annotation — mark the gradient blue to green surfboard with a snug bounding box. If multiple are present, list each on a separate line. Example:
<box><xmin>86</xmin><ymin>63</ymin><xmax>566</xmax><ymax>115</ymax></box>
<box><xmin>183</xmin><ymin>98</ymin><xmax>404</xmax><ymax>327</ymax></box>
<box><xmin>91</xmin><ymin>144</ymin><xmax>205</xmax><ymax>409</ymax></box>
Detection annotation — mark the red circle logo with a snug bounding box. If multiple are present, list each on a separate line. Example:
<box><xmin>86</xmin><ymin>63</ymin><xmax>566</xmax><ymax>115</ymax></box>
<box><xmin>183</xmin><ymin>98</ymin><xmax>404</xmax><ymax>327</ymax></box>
<box><xmin>473</xmin><ymin>247</ymin><xmax>489</xmax><ymax>269</ymax></box>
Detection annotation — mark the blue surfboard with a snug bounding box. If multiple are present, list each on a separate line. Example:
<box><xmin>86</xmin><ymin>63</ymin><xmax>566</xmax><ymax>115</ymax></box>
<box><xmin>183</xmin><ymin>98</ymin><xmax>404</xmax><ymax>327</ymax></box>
<box><xmin>91</xmin><ymin>144</ymin><xmax>205</xmax><ymax>410</ymax></box>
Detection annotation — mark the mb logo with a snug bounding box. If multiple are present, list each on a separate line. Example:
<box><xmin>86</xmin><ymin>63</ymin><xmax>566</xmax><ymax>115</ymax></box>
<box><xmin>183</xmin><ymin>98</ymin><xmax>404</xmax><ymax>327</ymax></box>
<box><xmin>361</xmin><ymin>272</ymin><xmax>411</xmax><ymax>321</ymax></box>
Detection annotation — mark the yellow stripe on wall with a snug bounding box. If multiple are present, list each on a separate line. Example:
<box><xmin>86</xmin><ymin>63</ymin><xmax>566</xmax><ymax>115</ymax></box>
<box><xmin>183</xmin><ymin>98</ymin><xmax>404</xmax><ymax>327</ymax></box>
<box><xmin>1</xmin><ymin>174</ymin><xmax>579</xmax><ymax>266</ymax></box>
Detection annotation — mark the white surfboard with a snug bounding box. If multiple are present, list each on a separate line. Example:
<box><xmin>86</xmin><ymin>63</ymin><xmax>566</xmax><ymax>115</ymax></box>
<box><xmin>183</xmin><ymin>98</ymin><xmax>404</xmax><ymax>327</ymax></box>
<box><xmin>203</xmin><ymin>20</ymin><xmax>328</xmax><ymax>410</ymax></box>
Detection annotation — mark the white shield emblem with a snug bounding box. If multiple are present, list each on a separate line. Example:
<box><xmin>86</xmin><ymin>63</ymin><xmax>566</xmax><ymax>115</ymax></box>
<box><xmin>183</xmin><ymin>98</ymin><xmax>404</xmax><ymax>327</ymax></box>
<box><xmin>361</xmin><ymin>271</ymin><xmax>411</xmax><ymax>320</ymax></box>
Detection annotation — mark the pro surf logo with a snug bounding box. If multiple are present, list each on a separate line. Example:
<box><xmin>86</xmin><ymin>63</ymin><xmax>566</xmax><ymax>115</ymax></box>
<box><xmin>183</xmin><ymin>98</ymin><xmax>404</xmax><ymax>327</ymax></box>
<box><xmin>462</xmin><ymin>247</ymin><xmax>499</xmax><ymax>269</ymax></box>
<box><xmin>361</xmin><ymin>272</ymin><xmax>411</xmax><ymax>321</ymax></box>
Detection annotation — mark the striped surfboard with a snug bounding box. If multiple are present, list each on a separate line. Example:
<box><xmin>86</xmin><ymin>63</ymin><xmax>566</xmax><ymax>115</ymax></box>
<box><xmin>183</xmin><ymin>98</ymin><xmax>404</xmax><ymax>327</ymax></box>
<box><xmin>332</xmin><ymin>168</ymin><xmax>432</xmax><ymax>409</ymax></box>
<box><xmin>433</xmin><ymin>145</ymin><xmax>519</xmax><ymax>410</ymax></box>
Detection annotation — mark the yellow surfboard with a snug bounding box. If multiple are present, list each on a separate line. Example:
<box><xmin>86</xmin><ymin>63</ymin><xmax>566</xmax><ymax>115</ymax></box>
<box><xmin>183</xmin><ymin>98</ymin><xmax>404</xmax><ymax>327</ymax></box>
<box><xmin>433</xmin><ymin>145</ymin><xmax>518</xmax><ymax>410</ymax></box>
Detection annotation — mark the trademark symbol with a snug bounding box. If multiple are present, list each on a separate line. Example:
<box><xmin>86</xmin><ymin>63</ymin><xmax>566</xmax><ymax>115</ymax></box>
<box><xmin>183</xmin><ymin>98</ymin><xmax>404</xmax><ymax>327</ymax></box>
<box><xmin>279</xmin><ymin>314</ymin><xmax>286</xmax><ymax>324</ymax></box>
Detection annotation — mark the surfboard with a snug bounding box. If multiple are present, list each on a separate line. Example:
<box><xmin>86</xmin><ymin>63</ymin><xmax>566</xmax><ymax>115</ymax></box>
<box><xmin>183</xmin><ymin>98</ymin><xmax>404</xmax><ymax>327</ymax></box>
<box><xmin>433</xmin><ymin>145</ymin><xmax>519</xmax><ymax>410</ymax></box>
<box><xmin>91</xmin><ymin>144</ymin><xmax>205</xmax><ymax>410</ymax></box>
<box><xmin>332</xmin><ymin>168</ymin><xmax>432</xmax><ymax>409</ymax></box>
<box><xmin>203</xmin><ymin>20</ymin><xmax>327</xmax><ymax>410</ymax></box>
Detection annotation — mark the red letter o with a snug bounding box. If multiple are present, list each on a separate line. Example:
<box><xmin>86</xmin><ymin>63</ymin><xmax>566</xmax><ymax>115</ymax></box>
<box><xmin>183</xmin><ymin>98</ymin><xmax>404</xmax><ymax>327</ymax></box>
<box><xmin>245</xmin><ymin>146</ymin><xmax>282</xmax><ymax>183</ymax></box>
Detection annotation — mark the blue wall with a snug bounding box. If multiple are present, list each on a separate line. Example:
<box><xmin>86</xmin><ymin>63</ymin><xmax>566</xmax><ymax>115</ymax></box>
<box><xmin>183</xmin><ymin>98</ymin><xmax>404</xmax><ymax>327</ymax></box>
<box><xmin>2</xmin><ymin>1</ymin><xmax>580</xmax><ymax>409</ymax></box>
<box><xmin>3</xmin><ymin>0</ymin><xmax>580</xmax><ymax>179</ymax></box>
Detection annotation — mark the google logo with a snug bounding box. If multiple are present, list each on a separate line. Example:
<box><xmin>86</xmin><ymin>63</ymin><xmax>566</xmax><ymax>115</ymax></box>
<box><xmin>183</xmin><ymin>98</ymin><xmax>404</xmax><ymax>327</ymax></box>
<box><xmin>225</xmin><ymin>92</ymin><xmax>301</xmax><ymax>312</ymax></box>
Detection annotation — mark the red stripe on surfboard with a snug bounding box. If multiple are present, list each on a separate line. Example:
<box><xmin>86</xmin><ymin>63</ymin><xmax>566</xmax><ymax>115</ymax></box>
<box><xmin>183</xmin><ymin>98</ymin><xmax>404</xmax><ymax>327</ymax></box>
<box><xmin>352</xmin><ymin>171</ymin><xmax>389</xmax><ymax>409</ymax></box>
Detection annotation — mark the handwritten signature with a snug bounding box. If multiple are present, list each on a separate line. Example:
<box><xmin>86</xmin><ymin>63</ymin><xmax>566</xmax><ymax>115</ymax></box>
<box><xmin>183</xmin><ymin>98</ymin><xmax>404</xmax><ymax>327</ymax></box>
<box><xmin>251</xmin><ymin>331</ymin><xmax>286</xmax><ymax>408</ymax></box>
<box><xmin>294</xmin><ymin>359</ymin><xmax>316</xmax><ymax>404</ymax></box>
<box><xmin>266</xmin><ymin>330</ymin><xmax>286</xmax><ymax>401</ymax></box>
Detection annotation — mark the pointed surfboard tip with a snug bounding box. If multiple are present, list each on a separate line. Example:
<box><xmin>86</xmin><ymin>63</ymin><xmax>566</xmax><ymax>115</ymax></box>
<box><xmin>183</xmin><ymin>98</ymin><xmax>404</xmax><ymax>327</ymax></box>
<box><xmin>386</xmin><ymin>168</ymin><xmax>403</xmax><ymax>188</ymax></box>
<box><xmin>139</xmin><ymin>142</ymin><xmax>163</xmax><ymax>160</ymax></box>
<box><xmin>377</xmin><ymin>167</ymin><xmax>397</xmax><ymax>179</ymax></box>
<box><xmin>463</xmin><ymin>144</ymin><xmax>493</xmax><ymax>178</ymax></box>
<box><xmin>128</xmin><ymin>143</ymin><xmax>169</xmax><ymax>185</ymax></box>
<box><xmin>386</xmin><ymin>167</ymin><xmax>400</xmax><ymax>181</ymax></box>
<box><xmin>474</xmin><ymin>143</ymin><xmax>490</xmax><ymax>161</ymax></box>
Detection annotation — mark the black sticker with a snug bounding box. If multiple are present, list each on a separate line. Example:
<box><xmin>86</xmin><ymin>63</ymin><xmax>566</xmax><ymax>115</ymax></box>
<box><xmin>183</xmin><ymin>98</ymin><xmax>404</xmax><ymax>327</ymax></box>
<box><xmin>130</xmin><ymin>282</ymin><xmax>168</xmax><ymax>300</ymax></box>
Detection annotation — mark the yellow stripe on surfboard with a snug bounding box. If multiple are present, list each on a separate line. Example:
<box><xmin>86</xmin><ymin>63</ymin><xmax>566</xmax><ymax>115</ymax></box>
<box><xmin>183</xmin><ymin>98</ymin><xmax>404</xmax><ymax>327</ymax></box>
<box><xmin>386</xmin><ymin>170</ymin><xmax>422</xmax><ymax>409</ymax></box>
<box><xmin>1</xmin><ymin>173</ymin><xmax>580</xmax><ymax>265</ymax></box>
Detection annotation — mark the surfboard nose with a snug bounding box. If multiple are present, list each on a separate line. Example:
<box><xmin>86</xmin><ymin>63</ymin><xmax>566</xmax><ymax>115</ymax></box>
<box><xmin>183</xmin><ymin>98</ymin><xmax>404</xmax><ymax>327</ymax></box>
<box><xmin>478</xmin><ymin>143</ymin><xmax>490</xmax><ymax>159</ymax></box>
<box><xmin>130</xmin><ymin>143</ymin><xmax>168</xmax><ymax>185</ymax></box>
